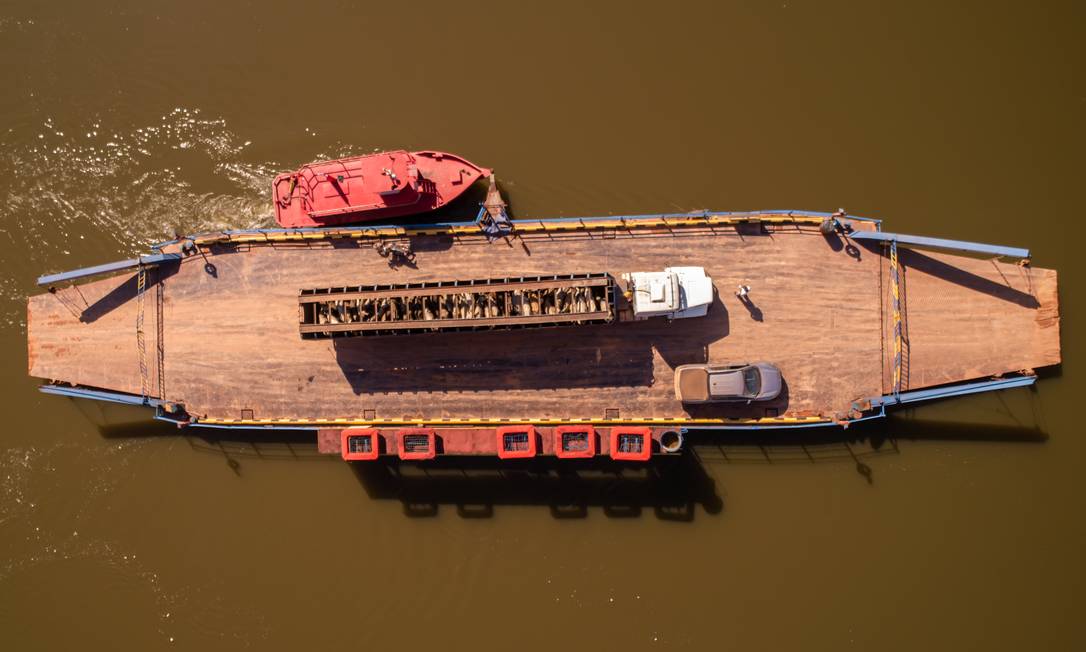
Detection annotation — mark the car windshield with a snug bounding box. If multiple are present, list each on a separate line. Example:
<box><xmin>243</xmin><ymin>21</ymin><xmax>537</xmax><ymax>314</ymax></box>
<box><xmin>743</xmin><ymin>367</ymin><xmax>761</xmax><ymax>396</ymax></box>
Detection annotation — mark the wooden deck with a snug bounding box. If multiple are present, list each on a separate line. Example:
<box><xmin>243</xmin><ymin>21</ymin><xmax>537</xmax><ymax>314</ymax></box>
<box><xmin>888</xmin><ymin>248</ymin><xmax>1060</xmax><ymax>391</ymax></box>
<box><xmin>27</xmin><ymin>218</ymin><xmax>1061</xmax><ymax>424</ymax></box>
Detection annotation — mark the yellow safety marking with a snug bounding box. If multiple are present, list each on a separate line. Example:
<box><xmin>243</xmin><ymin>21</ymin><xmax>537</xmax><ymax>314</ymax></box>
<box><xmin>889</xmin><ymin>241</ymin><xmax>903</xmax><ymax>393</ymax></box>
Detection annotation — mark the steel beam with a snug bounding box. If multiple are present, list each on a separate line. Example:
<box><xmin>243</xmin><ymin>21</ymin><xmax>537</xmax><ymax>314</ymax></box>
<box><xmin>867</xmin><ymin>375</ymin><xmax>1036</xmax><ymax>409</ymax></box>
<box><xmin>37</xmin><ymin>253</ymin><xmax>182</xmax><ymax>286</ymax></box>
<box><xmin>850</xmin><ymin>231</ymin><xmax>1029</xmax><ymax>259</ymax></box>
<box><xmin>39</xmin><ymin>384</ymin><xmax>162</xmax><ymax>407</ymax></box>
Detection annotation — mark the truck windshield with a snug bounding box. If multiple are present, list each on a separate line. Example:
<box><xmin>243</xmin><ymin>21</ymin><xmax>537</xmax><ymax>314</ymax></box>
<box><xmin>743</xmin><ymin>367</ymin><xmax>761</xmax><ymax>396</ymax></box>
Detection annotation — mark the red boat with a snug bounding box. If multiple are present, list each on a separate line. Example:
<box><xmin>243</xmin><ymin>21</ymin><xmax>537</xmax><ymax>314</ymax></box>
<box><xmin>273</xmin><ymin>150</ymin><xmax>490</xmax><ymax>227</ymax></box>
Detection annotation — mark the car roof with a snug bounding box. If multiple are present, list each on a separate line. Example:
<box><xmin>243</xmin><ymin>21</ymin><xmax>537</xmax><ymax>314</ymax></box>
<box><xmin>708</xmin><ymin>368</ymin><xmax>745</xmax><ymax>397</ymax></box>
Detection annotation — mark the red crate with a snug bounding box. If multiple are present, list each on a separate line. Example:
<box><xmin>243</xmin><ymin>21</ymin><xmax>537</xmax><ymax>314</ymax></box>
<box><xmin>609</xmin><ymin>427</ymin><xmax>652</xmax><ymax>461</ymax></box>
<box><xmin>397</xmin><ymin>428</ymin><xmax>437</xmax><ymax>460</ymax></box>
<box><xmin>554</xmin><ymin>426</ymin><xmax>597</xmax><ymax>458</ymax></box>
<box><xmin>496</xmin><ymin>426</ymin><xmax>538</xmax><ymax>459</ymax></box>
<box><xmin>340</xmin><ymin>428</ymin><xmax>380</xmax><ymax>461</ymax></box>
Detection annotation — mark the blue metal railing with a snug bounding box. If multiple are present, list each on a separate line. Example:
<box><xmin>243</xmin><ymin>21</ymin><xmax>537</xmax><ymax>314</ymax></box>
<box><xmin>149</xmin><ymin>209</ymin><xmax>884</xmax><ymax>251</ymax></box>
<box><xmin>37</xmin><ymin>253</ymin><xmax>181</xmax><ymax>286</ymax></box>
<box><xmin>850</xmin><ymin>231</ymin><xmax>1030</xmax><ymax>260</ymax></box>
<box><xmin>866</xmin><ymin>375</ymin><xmax>1037</xmax><ymax>409</ymax></box>
<box><xmin>39</xmin><ymin>384</ymin><xmax>163</xmax><ymax>407</ymax></box>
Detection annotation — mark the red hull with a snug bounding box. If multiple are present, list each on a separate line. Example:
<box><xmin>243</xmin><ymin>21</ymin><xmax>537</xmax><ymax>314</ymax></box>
<box><xmin>273</xmin><ymin>150</ymin><xmax>489</xmax><ymax>227</ymax></box>
<box><xmin>318</xmin><ymin>426</ymin><xmax>683</xmax><ymax>460</ymax></box>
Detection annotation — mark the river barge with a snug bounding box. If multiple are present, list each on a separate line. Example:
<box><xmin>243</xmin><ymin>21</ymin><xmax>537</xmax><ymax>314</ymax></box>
<box><xmin>28</xmin><ymin>209</ymin><xmax>1061</xmax><ymax>460</ymax></box>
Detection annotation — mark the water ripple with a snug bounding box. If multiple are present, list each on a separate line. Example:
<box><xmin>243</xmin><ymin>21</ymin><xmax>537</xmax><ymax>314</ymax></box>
<box><xmin>0</xmin><ymin>107</ymin><xmax>281</xmax><ymax>324</ymax></box>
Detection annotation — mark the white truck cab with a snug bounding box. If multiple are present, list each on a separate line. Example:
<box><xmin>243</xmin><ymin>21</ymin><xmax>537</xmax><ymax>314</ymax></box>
<box><xmin>622</xmin><ymin>266</ymin><xmax>714</xmax><ymax>320</ymax></box>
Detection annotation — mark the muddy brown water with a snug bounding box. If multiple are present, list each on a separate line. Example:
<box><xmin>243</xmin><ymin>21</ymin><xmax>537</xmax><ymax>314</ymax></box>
<box><xmin>1</xmin><ymin>1</ymin><xmax>1082</xmax><ymax>650</ymax></box>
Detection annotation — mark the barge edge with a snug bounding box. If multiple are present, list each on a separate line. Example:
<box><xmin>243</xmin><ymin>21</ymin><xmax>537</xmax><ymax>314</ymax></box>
<box><xmin>30</xmin><ymin>207</ymin><xmax>1059</xmax><ymax>459</ymax></box>
<box><xmin>38</xmin><ymin>371</ymin><xmax>1040</xmax><ymax>459</ymax></box>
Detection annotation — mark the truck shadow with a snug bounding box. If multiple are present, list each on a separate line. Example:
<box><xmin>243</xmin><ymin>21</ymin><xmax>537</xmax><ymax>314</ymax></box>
<box><xmin>332</xmin><ymin>303</ymin><xmax>730</xmax><ymax>394</ymax></box>
<box><xmin>652</xmin><ymin>293</ymin><xmax>729</xmax><ymax>367</ymax></box>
